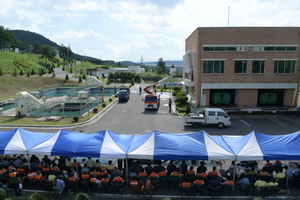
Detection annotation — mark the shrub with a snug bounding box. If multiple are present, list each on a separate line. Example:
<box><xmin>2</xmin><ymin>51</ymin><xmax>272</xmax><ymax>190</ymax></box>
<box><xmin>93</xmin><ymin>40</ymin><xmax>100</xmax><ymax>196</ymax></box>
<box><xmin>172</xmin><ymin>86</ymin><xmax>181</xmax><ymax>92</ymax></box>
<box><xmin>28</xmin><ymin>192</ymin><xmax>44</xmax><ymax>200</ymax></box>
<box><xmin>0</xmin><ymin>188</ymin><xmax>7</xmax><ymax>200</ymax></box>
<box><xmin>65</xmin><ymin>74</ymin><xmax>69</xmax><ymax>81</ymax></box>
<box><xmin>109</xmin><ymin>98</ymin><xmax>112</xmax><ymax>102</ymax></box>
<box><xmin>176</xmin><ymin>91</ymin><xmax>186</xmax><ymax>96</ymax></box>
<box><xmin>75</xmin><ymin>193</ymin><xmax>90</xmax><ymax>200</ymax></box>
<box><xmin>12</xmin><ymin>68</ymin><xmax>17</xmax><ymax>77</ymax></box>
<box><xmin>102</xmin><ymin>103</ymin><xmax>106</xmax><ymax>108</ymax></box>
<box><xmin>174</xmin><ymin>95</ymin><xmax>188</xmax><ymax>104</ymax></box>
<box><xmin>73</xmin><ymin>116</ymin><xmax>79</xmax><ymax>122</ymax></box>
<box><xmin>93</xmin><ymin>108</ymin><xmax>98</xmax><ymax>113</ymax></box>
<box><xmin>13</xmin><ymin>60</ymin><xmax>31</xmax><ymax>68</ymax></box>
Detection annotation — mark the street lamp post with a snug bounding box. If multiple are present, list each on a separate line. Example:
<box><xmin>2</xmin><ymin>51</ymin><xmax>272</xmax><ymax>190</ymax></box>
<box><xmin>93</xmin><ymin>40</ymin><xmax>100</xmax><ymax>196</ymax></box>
<box><xmin>101</xmin><ymin>84</ymin><xmax>104</xmax><ymax>103</ymax></box>
<box><xmin>87</xmin><ymin>92</ymin><xmax>90</xmax><ymax>120</ymax></box>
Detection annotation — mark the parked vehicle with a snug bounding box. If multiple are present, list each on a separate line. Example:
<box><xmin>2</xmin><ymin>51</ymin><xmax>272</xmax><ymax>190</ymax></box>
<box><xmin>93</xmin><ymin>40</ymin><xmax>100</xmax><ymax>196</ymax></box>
<box><xmin>118</xmin><ymin>89</ymin><xmax>130</xmax><ymax>102</ymax></box>
<box><xmin>143</xmin><ymin>94</ymin><xmax>160</xmax><ymax>110</ymax></box>
<box><xmin>142</xmin><ymin>67</ymin><xmax>176</xmax><ymax>110</ymax></box>
<box><xmin>184</xmin><ymin>108</ymin><xmax>231</xmax><ymax>128</ymax></box>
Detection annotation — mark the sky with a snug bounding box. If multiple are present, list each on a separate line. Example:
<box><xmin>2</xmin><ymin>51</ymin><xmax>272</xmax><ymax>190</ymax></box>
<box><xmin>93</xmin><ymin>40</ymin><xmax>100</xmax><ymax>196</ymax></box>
<box><xmin>1</xmin><ymin>0</ymin><xmax>300</xmax><ymax>62</ymax></box>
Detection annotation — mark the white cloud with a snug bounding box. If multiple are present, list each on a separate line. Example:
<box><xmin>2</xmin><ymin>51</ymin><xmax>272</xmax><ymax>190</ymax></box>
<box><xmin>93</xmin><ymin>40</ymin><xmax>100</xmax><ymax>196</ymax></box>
<box><xmin>1</xmin><ymin>0</ymin><xmax>300</xmax><ymax>62</ymax></box>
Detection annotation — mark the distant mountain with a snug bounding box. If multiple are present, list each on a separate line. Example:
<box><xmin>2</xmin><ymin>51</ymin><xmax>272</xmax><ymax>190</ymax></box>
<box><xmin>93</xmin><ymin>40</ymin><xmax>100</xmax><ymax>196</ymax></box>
<box><xmin>120</xmin><ymin>61</ymin><xmax>136</xmax><ymax>66</ymax></box>
<box><xmin>11</xmin><ymin>29</ymin><xmax>183</xmax><ymax>66</ymax></box>
<box><xmin>141</xmin><ymin>60</ymin><xmax>183</xmax><ymax>66</ymax></box>
<box><xmin>12</xmin><ymin>30</ymin><xmax>60</xmax><ymax>50</ymax></box>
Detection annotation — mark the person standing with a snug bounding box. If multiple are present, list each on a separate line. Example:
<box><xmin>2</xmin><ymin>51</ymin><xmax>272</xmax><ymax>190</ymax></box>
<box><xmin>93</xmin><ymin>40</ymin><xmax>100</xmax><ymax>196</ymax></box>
<box><xmin>18</xmin><ymin>105</ymin><xmax>23</xmax><ymax>118</ymax></box>
<box><xmin>9</xmin><ymin>168</ymin><xmax>22</xmax><ymax>197</ymax></box>
<box><xmin>169</xmin><ymin>99</ymin><xmax>172</xmax><ymax>112</ymax></box>
<box><xmin>139</xmin><ymin>87</ymin><xmax>142</xmax><ymax>95</ymax></box>
<box><xmin>297</xmin><ymin>106</ymin><xmax>300</xmax><ymax>117</ymax></box>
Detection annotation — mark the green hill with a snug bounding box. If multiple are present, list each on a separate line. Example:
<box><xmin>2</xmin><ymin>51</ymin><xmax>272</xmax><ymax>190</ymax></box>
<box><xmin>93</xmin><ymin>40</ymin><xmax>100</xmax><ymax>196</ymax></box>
<box><xmin>12</xmin><ymin>30</ymin><xmax>60</xmax><ymax>50</ymax></box>
<box><xmin>0</xmin><ymin>51</ymin><xmax>50</xmax><ymax>75</ymax></box>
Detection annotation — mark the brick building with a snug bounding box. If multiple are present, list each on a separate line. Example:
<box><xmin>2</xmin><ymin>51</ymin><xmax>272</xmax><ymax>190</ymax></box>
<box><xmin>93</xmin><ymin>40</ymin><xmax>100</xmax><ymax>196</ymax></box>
<box><xmin>183</xmin><ymin>27</ymin><xmax>300</xmax><ymax>112</ymax></box>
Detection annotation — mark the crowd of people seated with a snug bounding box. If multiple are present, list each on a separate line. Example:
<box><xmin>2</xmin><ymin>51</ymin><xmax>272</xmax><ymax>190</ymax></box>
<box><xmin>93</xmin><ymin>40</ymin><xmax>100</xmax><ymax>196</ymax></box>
<box><xmin>1</xmin><ymin>155</ymin><xmax>300</xmax><ymax>198</ymax></box>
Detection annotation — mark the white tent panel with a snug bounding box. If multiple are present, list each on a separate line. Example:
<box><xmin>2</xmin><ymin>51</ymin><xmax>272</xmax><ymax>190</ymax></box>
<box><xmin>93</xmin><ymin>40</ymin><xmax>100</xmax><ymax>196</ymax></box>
<box><xmin>127</xmin><ymin>133</ymin><xmax>155</xmax><ymax>159</ymax></box>
<box><xmin>28</xmin><ymin>132</ymin><xmax>60</xmax><ymax>155</ymax></box>
<box><xmin>237</xmin><ymin>133</ymin><xmax>263</xmax><ymax>160</ymax></box>
<box><xmin>4</xmin><ymin>129</ymin><xmax>27</xmax><ymax>154</ymax></box>
<box><xmin>100</xmin><ymin>132</ymin><xmax>127</xmax><ymax>159</ymax></box>
<box><xmin>204</xmin><ymin>134</ymin><xmax>235</xmax><ymax>160</ymax></box>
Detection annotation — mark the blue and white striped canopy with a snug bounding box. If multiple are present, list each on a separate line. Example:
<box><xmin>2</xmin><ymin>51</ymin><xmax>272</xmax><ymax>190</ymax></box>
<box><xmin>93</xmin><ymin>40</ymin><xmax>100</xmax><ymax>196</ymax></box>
<box><xmin>0</xmin><ymin>128</ymin><xmax>55</xmax><ymax>155</ymax></box>
<box><xmin>127</xmin><ymin>131</ymin><xmax>235</xmax><ymax>160</ymax></box>
<box><xmin>30</xmin><ymin>129</ymin><xmax>133</xmax><ymax>158</ymax></box>
<box><xmin>220</xmin><ymin>131</ymin><xmax>300</xmax><ymax>161</ymax></box>
<box><xmin>1</xmin><ymin>129</ymin><xmax>300</xmax><ymax>161</ymax></box>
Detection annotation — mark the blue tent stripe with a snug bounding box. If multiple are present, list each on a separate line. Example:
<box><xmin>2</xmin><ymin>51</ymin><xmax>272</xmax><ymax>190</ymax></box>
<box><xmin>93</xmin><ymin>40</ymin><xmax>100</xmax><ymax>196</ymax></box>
<box><xmin>0</xmin><ymin>129</ymin><xmax>18</xmax><ymax>154</ymax></box>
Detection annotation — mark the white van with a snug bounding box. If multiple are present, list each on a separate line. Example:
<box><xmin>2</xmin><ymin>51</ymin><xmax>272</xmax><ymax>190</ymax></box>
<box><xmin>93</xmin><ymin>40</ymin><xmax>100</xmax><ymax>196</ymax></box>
<box><xmin>184</xmin><ymin>108</ymin><xmax>231</xmax><ymax>128</ymax></box>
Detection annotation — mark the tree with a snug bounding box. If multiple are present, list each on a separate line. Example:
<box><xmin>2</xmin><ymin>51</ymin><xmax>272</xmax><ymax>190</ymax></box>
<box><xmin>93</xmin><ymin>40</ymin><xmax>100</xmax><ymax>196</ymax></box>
<box><xmin>52</xmin><ymin>71</ymin><xmax>56</xmax><ymax>78</ymax></box>
<box><xmin>0</xmin><ymin>68</ymin><xmax>3</xmax><ymax>76</ymax></box>
<box><xmin>12</xmin><ymin>68</ymin><xmax>17</xmax><ymax>76</ymax></box>
<box><xmin>78</xmin><ymin>76</ymin><xmax>82</xmax><ymax>83</ymax></box>
<box><xmin>0</xmin><ymin>26</ymin><xmax>15</xmax><ymax>50</ymax></box>
<box><xmin>11</xmin><ymin>40</ymin><xmax>20</xmax><ymax>51</ymax></box>
<box><xmin>19</xmin><ymin>69</ymin><xmax>24</xmax><ymax>76</ymax></box>
<box><xmin>59</xmin><ymin>44</ymin><xmax>74</xmax><ymax>62</ymax></box>
<box><xmin>27</xmin><ymin>71</ymin><xmax>30</xmax><ymax>77</ymax></box>
<box><xmin>65</xmin><ymin>74</ymin><xmax>69</xmax><ymax>81</ymax></box>
<box><xmin>156</xmin><ymin>57</ymin><xmax>167</xmax><ymax>74</ymax></box>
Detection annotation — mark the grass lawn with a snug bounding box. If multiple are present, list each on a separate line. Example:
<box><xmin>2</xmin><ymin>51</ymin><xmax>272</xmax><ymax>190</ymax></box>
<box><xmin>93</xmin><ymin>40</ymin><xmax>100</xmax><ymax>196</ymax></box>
<box><xmin>0</xmin><ymin>76</ymin><xmax>82</xmax><ymax>100</ymax></box>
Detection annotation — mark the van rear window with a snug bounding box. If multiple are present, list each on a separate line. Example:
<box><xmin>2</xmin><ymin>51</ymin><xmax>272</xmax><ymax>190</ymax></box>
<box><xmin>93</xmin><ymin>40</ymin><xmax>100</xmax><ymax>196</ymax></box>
<box><xmin>145</xmin><ymin>97</ymin><xmax>157</xmax><ymax>101</ymax></box>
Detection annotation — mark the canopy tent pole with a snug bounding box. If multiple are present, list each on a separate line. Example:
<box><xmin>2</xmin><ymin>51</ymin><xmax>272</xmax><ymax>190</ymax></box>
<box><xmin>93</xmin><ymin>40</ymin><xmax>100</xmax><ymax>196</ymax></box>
<box><xmin>285</xmin><ymin>160</ymin><xmax>290</xmax><ymax>190</ymax></box>
<box><xmin>232</xmin><ymin>159</ymin><xmax>237</xmax><ymax>191</ymax></box>
<box><xmin>125</xmin><ymin>158</ymin><xmax>129</xmax><ymax>187</ymax></box>
<box><xmin>26</xmin><ymin>153</ymin><xmax>31</xmax><ymax>170</ymax></box>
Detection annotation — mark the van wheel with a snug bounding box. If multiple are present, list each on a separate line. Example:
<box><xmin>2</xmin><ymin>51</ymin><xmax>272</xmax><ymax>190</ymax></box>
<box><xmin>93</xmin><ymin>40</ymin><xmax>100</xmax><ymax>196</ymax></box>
<box><xmin>217</xmin><ymin>123</ymin><xmax>224</xmax><ymax>128</ymax></box>
<box><xmin>192</xmin><ymin>123</ymin><xmax>199</xmax><ymax>128</ymax></box>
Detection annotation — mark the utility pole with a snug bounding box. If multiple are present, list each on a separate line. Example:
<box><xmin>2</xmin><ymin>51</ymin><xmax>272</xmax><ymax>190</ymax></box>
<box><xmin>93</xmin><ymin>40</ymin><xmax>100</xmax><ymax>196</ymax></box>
<box><xmin>140</xmin><ymin>54</ymin><xmax>144</xmax><ymax>66</ymax></box>
<box><xmin>228</xmin><ymin>7</ymin><xmax>230</xmax><ymax>27</ymax></box>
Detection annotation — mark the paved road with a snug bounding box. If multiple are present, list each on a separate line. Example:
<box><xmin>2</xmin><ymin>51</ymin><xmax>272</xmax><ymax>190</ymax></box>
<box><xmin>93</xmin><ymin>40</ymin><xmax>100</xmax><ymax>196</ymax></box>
<box><xmin>52</xmin><ymin>65</ymin><xmax>79</xmax><ymax>81</ymax></box>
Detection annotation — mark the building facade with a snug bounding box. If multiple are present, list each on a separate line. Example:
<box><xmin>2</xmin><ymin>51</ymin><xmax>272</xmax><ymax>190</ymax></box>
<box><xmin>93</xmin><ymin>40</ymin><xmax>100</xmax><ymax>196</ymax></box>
<box><xmin>183</xmin><ymin>27</ymin><xmax>300</xmax><ymax>112</ymax></box>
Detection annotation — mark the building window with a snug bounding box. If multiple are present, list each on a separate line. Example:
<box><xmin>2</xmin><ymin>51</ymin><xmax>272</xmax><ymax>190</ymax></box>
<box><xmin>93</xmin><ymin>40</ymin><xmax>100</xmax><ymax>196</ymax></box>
<box><xmin>252</xmin><ymin>61</ymin><xmax>265</xmax><ymax>73</ymax></box>
<box><xmin>234</xmin><ymin>60</ymin><xmax>247</xmax><ymax>73</ymax></box>
<box><xmin>203</xmin><ymin>61</ymin><xmax>224</xmax><ymax>73</ymax></box>
<box><xmin>274</xmin><ymin>60</ymin><xmax>296</xmax><ymax>73</ymax></box>
<box><xmin>203</xmin><ymin>46</ymin><xmax>247</xmax><ymax>52</ymax></box>
<box><xmin>254</xmin><ymin>46</ymin><xmax>297</xmax><ymax>52</ymax></box>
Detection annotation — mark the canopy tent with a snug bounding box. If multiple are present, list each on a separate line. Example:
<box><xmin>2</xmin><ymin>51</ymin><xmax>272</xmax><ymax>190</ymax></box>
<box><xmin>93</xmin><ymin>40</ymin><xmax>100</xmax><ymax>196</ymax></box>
<box><xmin>127</xmin><ymin>130</ymin><xmax>235</xmax><ymax>161</ymax></box>
<box><xmin>1</xmin><ymin>129</ymin><xmax>300</xmax><ymax>161</ymax></box>
<box><xmin>29</xmin><ymin>129</ymin><xmax>133</xmax><ymax>158</ymax></box>
<box><xmin>220</xmin><ymin>131</ymin><xmax>300</xmax><ymax>161</ymax></box>
<box><xmin>0</xmin><ymin>128</ymin><xmax>55</xmax><ymax>155</ymax></box>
